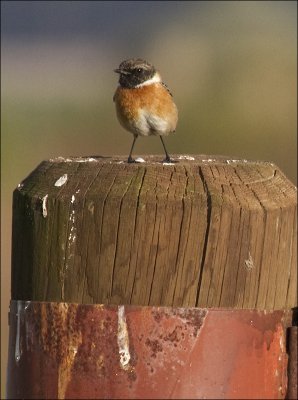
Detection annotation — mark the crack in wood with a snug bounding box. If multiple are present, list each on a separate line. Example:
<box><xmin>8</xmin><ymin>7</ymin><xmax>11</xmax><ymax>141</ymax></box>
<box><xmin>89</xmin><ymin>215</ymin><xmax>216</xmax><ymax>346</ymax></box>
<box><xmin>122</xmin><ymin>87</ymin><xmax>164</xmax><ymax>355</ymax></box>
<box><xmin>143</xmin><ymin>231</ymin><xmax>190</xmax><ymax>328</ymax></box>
<box><xmin>125</xmin><ymin>166</ymin><xmax>147</xmax><ymax>296</ymax></box>
<box><xmin>94</xmin><ymin>166</ymin><xmax>119</xmax><ymax>302</ymax></box>
<box><xmin>196</xmin><ymin>166</ymin><xmax>213</xmax><ymax>307</ymax></box>
<box><xmin>110</xmin><ymin>168</ymin><xmax>138</xmax><ymax>298</ymax></box>
<box><xmin>79</xmin><ymin>164</ymin><xmax>105</xmax><ymax>303</ymax></box>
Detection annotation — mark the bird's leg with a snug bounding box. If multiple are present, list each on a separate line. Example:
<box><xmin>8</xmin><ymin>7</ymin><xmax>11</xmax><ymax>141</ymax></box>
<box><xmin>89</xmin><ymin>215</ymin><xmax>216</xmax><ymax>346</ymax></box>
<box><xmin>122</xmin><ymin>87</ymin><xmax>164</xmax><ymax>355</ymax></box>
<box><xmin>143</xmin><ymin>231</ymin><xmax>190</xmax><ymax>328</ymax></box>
<box><xmin>127</xmin><ymin>135</ymin><xmax>138</xmax><ymax>163</ymax></box>
<box><xmin>160</xmin><ymin>136</ymin><xmax>174</xmax><ymax>163</ymax></box>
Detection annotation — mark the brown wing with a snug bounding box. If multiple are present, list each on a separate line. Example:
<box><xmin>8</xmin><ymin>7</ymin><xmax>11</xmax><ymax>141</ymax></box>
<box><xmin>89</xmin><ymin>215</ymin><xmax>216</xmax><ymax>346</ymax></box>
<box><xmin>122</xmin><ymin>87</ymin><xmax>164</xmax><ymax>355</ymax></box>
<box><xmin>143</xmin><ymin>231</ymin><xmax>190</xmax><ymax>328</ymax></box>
<box><xmin>161</xmin><ymin>82</ymin><xmax>173</xmax><ymax>97</ymax></box>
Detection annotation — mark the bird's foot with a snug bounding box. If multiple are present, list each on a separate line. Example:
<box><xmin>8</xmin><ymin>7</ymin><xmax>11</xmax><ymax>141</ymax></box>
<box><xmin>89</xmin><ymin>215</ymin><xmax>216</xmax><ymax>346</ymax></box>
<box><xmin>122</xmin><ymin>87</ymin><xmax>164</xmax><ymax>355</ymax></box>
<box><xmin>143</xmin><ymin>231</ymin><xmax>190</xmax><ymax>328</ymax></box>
<box><xmin>162</xmin><ymin>156</ymin><xmax>178</xmax><ymax>164</ymax></box>
<box><xmin>127</xmin><ymin>156</ymin><xmax>136</xmax><ymax>163</ymax></box>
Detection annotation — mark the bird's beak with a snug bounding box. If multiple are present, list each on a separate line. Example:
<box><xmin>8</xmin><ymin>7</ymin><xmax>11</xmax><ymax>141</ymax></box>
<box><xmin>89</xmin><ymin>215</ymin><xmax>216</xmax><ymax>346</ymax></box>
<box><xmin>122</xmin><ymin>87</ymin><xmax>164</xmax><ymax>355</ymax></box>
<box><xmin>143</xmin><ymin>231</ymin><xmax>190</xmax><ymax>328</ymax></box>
<box><xmin>114</xmin><ymin>68</ymin><xmax>130</xmax><ymax>75</ymax></box>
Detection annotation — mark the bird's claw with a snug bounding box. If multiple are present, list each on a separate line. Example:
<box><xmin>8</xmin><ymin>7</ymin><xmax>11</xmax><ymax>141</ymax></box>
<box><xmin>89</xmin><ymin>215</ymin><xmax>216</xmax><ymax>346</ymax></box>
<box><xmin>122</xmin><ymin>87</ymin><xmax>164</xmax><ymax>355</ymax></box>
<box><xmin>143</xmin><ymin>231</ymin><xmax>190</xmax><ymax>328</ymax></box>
<box><xmin>162</xmin><ymin>157</ymin><xmax>177</xmax><ymax>164</ymax></box>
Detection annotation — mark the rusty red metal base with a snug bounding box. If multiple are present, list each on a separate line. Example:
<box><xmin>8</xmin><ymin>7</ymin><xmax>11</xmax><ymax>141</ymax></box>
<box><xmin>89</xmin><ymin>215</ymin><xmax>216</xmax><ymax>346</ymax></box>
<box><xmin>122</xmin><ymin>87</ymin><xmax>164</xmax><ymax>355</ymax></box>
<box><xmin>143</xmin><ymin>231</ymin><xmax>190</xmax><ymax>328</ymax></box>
<box><xmin>7</xmin><ymin>301</ymin><xmax>292</xmax><ymax>399</ymax></box>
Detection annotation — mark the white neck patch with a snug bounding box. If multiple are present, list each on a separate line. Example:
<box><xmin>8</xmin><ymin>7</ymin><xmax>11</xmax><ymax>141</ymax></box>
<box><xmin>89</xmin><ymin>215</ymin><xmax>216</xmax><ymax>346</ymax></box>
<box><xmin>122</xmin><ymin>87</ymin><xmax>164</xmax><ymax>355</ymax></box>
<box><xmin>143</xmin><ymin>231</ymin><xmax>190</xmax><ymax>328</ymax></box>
<box><xmin>135</xmin><ymin>72</ymin><xmax>162</xmax><ymax>88</ymax></box>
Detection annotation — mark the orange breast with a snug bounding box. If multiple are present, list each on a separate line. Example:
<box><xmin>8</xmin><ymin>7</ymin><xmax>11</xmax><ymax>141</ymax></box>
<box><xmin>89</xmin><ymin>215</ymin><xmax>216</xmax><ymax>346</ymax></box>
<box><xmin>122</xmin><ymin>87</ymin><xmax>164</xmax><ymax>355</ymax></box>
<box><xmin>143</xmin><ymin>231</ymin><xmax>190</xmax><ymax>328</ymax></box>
<box><xmin>113</xmin><ymin>83</ymin><xmax>178</xmax><ymax>134</ymax></box>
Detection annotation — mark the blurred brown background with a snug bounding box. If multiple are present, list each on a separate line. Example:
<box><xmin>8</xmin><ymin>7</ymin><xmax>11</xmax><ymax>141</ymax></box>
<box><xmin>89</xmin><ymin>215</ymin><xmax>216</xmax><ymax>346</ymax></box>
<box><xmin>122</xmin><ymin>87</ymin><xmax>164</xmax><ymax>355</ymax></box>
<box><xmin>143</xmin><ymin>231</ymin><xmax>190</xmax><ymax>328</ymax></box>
<box><xmin>1</xmin><ymin>1</ymin><xmax>297</xmax><ymax>395</ymax></box>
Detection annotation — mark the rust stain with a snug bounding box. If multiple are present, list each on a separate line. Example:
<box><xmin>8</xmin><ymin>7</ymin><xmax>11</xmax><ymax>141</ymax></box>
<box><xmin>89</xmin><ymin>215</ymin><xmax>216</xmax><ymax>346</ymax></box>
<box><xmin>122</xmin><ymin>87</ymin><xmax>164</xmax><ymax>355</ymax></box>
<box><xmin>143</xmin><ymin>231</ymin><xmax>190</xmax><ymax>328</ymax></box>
<box><xmin>145</xmin><ymin>338</ymin><xmax>163</xmax><ymax>358</ymax></box>
<box><xmin>56</xmin><ymin>304</ymin><xmax>82</xmax><ymax>400</ymax></box>
<box><xmin>7</xmin><ymin>302</ymin><xmax>292</xmax><ymax>399</ymax></box>
<box><xmin>226</xmin><ymin>322</ymin><xmax>288</xmax><ymax>399</ymax></box>
<box><xmin>38</xmin><ymin>303</ymin><xmax>83</xmax><ymax>399</ymax></box>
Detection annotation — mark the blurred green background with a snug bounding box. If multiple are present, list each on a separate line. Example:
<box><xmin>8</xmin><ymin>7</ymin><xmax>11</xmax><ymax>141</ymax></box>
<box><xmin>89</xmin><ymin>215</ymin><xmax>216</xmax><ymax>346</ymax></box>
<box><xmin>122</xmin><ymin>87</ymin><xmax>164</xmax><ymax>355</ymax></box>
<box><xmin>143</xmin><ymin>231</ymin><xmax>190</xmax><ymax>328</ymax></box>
<box><xmin>1</xmin><ymin>0</ymin><xmax>297</xmax><ymax>394</ymax></box>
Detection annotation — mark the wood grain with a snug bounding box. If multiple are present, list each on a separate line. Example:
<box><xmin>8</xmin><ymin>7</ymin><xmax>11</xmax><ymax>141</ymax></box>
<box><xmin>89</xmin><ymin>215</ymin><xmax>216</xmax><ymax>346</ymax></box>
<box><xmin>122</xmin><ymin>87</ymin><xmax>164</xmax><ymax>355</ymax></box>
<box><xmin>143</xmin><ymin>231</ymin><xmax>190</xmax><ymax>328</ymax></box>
<box><xmin>11</xmin><ymin>155</ymin><xmax>297</xmax><ymax>309</ymax></box>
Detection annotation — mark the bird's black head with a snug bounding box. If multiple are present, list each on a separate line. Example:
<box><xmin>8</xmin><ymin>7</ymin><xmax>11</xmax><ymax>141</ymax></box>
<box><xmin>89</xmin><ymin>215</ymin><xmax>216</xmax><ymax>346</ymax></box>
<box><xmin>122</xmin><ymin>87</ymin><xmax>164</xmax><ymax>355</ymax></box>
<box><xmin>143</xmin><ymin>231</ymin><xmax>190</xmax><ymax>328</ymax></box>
<box><xmin>114</xmin><ymin>58</ymin><xmax>157</xmax><ymax>88</ymax></box>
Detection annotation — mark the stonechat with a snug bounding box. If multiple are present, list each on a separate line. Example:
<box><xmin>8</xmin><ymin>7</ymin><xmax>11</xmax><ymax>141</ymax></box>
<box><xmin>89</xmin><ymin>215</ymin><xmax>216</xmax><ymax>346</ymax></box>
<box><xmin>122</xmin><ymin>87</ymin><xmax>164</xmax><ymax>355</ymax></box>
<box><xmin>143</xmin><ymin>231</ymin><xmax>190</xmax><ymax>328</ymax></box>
<box><xmin>113</xmin><ymin>58</ymin><xmax>178</xmax><ymax>163</ymax></box>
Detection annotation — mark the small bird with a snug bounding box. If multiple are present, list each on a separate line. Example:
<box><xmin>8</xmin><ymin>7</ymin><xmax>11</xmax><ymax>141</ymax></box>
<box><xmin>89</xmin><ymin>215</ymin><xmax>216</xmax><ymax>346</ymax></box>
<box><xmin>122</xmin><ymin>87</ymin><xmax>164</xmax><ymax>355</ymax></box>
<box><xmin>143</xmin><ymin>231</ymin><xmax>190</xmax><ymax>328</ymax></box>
<box><xmin>113</xmin><ymin>58</ymin><xmax>178</xmax><ymax>163</ymax></box>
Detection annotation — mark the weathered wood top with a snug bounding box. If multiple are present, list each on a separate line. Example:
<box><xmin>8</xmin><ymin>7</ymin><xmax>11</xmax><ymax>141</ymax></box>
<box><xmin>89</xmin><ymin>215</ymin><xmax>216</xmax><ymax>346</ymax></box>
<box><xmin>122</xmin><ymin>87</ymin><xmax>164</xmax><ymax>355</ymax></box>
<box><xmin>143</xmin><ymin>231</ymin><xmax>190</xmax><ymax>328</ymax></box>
<box><xmin>17</xmin><ymin>154</ymin><xmax>296</xmax><ymax>206</ymax></box>
<box><xmin>12</xmin><ymin>155</ymin><xmax>297</xmax><ymax>309</ymax></box>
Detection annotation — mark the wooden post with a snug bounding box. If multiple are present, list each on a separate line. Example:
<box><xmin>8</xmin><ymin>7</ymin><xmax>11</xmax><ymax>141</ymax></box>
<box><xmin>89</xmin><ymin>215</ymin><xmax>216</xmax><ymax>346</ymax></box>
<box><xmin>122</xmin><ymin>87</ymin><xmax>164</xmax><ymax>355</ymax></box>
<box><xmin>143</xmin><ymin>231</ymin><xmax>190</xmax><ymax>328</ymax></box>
<box><xmin>11</xmin><ymin>155</ymin><xmax>297</xmax><ymax>309</ymax></box>
<box><xmin>7</xmin><ymin>155</ymin><xmax>297</xmax><ymax>399</ymax></box>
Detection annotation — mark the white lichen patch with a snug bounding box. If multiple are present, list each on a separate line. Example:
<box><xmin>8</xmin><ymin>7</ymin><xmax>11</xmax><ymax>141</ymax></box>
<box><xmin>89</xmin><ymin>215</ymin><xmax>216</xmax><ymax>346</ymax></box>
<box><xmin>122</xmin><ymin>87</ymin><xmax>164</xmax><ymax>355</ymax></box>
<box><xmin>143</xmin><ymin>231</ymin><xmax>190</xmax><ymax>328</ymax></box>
<box><xmin>76</xmin><ymin>157</ymin><xmax>97</xmax><ymax>162</ymax></box>
<box><xmin>163</xmin><ymin>162</ymin><xmax>176</xmax><ymax>166</ymax></box>
<box><xmin>135</xmin><ymin>157</ymin><xmax>146</xmax><ymax>163</ymax></box>
<box><xmin>42</xmin><ymin>194</ymin><xmax>48</xmax><ymax>218</ymax></box>
<box><xmin>178</xmin><ymin>155</ymin><xmax>195</xmax><ymax>160</ymax></box>
<box><xmin>117</xmin><ymin>305</ymin><xmax>131</xmax><ymax>369</ymax></box>
<box><xmin>55</xmin><ymin>174</ymin><xmax>68</xmax><ymax>187</ymax></box>
<box><xmin>88</xmin><ymin>201</ymin><xmax>94</xmax><ymax>214</ymax></box>
<box><xmin>68</xmin><ymin>206</ymin><xmax>76</xmax><ymax>242</ymax></box>
<box><xmin>50</xmin><ymin>156</ymin><xmax>72</xmax><ymax>162</ymax></box>
<box><xmin>202</xmin><ymin>159</ymin><xmax>216</xmax><ymax>163</ymax></box>
<box><xmin>51</xmin><ymin>156</ymin><xmax>98</xmax><ymax>163</ymax></box>
<box><xmin>245</xmin><ymin>252</ymin><xmax>254</xmax><ymax>270</ymax></box>
<box><xmin>68</xmin><ymin>224</ymin><xmax>76</xmax><ymax>243</ymax></box>
<box><xmin>226</xmin><ymin>159</ymin><xmax>248</xmax><ymax>164</ymax></box>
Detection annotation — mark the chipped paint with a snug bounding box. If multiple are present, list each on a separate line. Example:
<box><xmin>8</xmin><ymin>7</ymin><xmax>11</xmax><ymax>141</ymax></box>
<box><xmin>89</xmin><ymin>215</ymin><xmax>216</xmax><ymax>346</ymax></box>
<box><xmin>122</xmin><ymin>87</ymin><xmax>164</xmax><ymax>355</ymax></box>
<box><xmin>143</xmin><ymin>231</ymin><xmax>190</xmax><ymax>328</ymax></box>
<box><xmin>14</xmin><ymin>300</ymin><xmax>31</xmax><ymax>363</ymax></box>
<box><xmin>14</xmin><ymin>301</ymin><xmax>23</xmax><ymax>363</ymax></box>
<box><xmin>117</xmin><ymin>305</ymin><xmax>131</xmax><ymax>369</ymax></box>
<box><xmin>55</xmin><ymin>174</ymin><xmax>68</xmax><ymax>187</ymax></box>
<box><xmin>24</xmin><ymin>302</ymin><xmax>33</xmax><ymax>350</ymax></box>
<box><xmin>42</xmin><ymin>194</ymin><xmax>48</xmax><ymax>218</ymax></box>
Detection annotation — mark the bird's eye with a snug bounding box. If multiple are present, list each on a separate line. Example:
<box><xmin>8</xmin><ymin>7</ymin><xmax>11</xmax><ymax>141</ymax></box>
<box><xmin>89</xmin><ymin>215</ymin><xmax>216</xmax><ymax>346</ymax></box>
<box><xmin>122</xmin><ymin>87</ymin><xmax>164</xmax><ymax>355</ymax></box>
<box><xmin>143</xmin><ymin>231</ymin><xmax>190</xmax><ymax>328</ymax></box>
<box><xmin>136</xmin><ymin>68</ymin><xmax>142</xmax><ymax>73</ymax></box>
